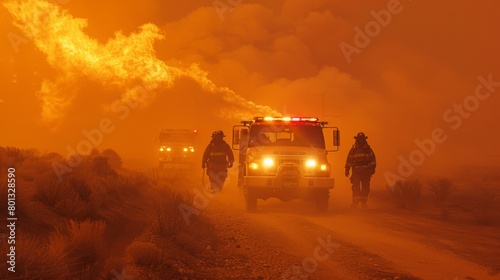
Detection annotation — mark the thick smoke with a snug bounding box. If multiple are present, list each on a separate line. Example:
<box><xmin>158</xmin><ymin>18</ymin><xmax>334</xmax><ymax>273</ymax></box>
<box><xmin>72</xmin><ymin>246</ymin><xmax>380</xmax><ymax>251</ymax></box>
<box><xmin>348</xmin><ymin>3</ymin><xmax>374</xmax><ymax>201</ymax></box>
<box><xmin>3</xmin><ymin>0</ymin><xmax>278</xmax><ymax>126</ymax></box>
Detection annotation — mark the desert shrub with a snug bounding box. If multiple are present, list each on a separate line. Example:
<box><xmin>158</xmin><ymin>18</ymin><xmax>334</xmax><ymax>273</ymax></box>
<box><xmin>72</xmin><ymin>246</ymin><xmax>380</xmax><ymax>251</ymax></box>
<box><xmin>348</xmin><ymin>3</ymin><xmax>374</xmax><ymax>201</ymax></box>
<box><xmin>15</xmin><ymin>154</ymin><xmax>50</xmax><ymax>182</ymax></box>
<box><xmin>0</xmin><ymin>234</ymin><xmax>73</xmax><ymax>280</ymax></box>
<box><xmin>387</xmin><ymin>179</ymin><xmax>422</xmax><ymax>209</ymax></box>
<box><xmin>38</xmin><ymin>233</ymin><xmax>74</xmax><ymax>280</ymax></box>
<box><xmin>151</xmin><ymin>189</ymin><xmax>191</xmax><ymax>239</ymax></box>
<box><xmin>105</xmin><ymin>172</ymin><xmax>147</xmax><ymax>197</ymax></box>
<box><xmin>34</xmin><ymin>176</ymin><xmax>91</xmax><ymax>219</ymax></box>
<box><xmin>100</xmin><ymin>256</ymin><xmax>129</xmax><ymax>280</ymax></box>
<box><xmin>34</xmin><ymin>164</ymin><xmax>146</xmax><ymax>221</ymax></box>
<box><xmin>50</xmin><ymin>219</ymin><xmax>108</xmax><ymax>279</ymax></box>
<box><xmin>56</xmin><ymin>196</ymin><xmax>92</xmax><ymax>219</ymax></box>
<box><xmin>429</xmin><ymin>178</ymin><xmax>456</xmax><ymax>207</ymax></box>
<box><xmin>20</xmin><ymin>201</ymin><xmax>62</xmax><ymax>235</ymax></box>
<box><xmin>126</xmin><ymin>241</ymin><xmax>164</xmax><ymax>268</ymax></box>
<box><xmin>125</xmin><ymin>240</ymin><xmax>182</xmax><ymax>280</ymax></box>
<box><xmin>429</xmin><ymin>178</ymin><xmax>456</xmax><ymax>220</ymax></box>
<box><xmin>149</xmin><ymin>167</ymin><xmax>164</xmax><ymax>186</ymax></box>
<box><xmin>34</xmin><ymin>176</ymin><xmax>65</xmax><ymax>205</ymax></box>
<box><xmin>0</xmin><ymin>147</ymin><xmax>159</xmax><ymax>277</ymax></box>
<box><xmin>92</xmin><ymin>156</ymin><xmax>118</xmax><ymax>177</ymax></box>
<box><xmin>87</xmin><ymin>176</ymin><xmax>109</xmax><ymax>212</ymax></box>
<box><xmin>0</xmin><ymin>147</ymin><xmax>36</xmax><ymax>167</ymax></box>
<box><xmin>0</xmin><ymin>147</ymin><xmax>48</xmax><ymax>182</ymax></box>
<box><xmin>40</xmin><ymin>151</ymin><xmax>65</xmax><ymax>162</ymax></box>
<box><xmin>70</xmin><ymin>176</ymin><xmax>92</xmax><ymax>201</ymax></box>
<box><xmin>101</xmin><ymin>148</ymin><xmax>123</xmax><ymax>169</ymax></box>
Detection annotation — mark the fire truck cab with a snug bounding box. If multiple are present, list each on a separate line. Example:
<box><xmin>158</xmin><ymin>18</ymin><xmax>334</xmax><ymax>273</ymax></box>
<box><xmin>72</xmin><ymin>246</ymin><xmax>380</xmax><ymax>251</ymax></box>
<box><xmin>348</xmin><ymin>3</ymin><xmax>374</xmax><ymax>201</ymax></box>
<box><xmin>232</xmin><ymin>117</ymin><xmax>340</xmax><ymax>212</ymax></box>
<box><xmin>158</xmin><ymin>129</ymin><xmax>197</xmax><ymax>168</ymax></box>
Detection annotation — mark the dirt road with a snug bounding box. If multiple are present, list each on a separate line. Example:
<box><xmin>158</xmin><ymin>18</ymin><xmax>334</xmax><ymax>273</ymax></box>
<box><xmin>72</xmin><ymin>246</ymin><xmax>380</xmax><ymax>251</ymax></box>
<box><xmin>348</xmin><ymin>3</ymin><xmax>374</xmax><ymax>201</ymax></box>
<box><xmin>187</xmin><ymin>177</ymin><xmax>499</xmax><ymax>280</ymax></box>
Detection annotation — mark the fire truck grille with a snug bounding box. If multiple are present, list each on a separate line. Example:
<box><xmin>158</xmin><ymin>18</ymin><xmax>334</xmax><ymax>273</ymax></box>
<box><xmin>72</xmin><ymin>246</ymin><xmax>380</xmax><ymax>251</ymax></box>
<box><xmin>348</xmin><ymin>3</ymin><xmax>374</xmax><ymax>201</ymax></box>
<box><xmin>281</xmin><ymin>166</ymin><xmax>300</xmax><ymax>189</ymax></box>
<box><xmin>279</xmin><ymin>159</ymin><xmax>302</xmax><ymax>165</ymax></box>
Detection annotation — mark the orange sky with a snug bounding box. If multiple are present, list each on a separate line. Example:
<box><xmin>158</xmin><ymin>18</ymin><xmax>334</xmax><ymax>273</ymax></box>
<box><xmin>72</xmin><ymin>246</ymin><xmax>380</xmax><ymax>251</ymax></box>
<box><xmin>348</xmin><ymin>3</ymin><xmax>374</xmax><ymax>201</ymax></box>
<box><xmin>1</xmin><ymin>0</ymin><xmax>499</xmax><ymax>184</ymax></box>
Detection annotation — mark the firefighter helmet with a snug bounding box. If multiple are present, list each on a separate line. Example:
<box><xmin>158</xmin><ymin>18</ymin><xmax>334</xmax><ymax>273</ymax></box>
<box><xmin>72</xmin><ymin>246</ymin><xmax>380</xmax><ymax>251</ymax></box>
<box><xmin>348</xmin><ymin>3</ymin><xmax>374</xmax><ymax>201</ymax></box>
<box><xmin>212</xmin><ymin>130</ymin><xmax>225</xmax><ymax>138</ymax></box>
<box><xmin>354</xmin><ymin>132</ymin><xmax>367</xmax><ymax>139</ymax></box>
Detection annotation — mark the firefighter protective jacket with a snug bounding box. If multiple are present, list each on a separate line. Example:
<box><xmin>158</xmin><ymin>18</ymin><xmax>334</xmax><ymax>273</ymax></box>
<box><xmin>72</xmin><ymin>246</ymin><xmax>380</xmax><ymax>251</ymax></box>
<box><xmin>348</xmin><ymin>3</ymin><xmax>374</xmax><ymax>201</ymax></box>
<box><xmin>345</xmin><ymin>144</ymin><xmax>376</xmax><ymax>172</ymax></box>
<box><xmin>202</xmin><ymin>140</ymin><xmax>234</xmax><ymax>169</ymax></box>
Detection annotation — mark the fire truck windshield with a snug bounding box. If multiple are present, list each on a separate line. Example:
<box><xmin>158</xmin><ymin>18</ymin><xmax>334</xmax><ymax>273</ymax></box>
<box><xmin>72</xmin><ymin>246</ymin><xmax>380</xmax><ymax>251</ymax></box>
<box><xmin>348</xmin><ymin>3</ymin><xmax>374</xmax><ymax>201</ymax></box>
<box><xmin>159</xmin><ymin>133</ymin><xmax>194</xmax><ymax>143</ymax></box>
<box><xmin>248</xmin><ymin>124</ymin><xmax>325</xmax><ymax>148</ymax></box>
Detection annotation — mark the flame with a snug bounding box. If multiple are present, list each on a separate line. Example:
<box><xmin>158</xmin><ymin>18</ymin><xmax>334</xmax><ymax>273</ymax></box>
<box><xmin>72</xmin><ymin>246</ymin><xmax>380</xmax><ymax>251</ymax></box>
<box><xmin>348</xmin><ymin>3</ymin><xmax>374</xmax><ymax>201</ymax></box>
<box><xmin>4</xmin><ymin>0</ymin><xmax>279</xmax><ymax>124</ymax></box>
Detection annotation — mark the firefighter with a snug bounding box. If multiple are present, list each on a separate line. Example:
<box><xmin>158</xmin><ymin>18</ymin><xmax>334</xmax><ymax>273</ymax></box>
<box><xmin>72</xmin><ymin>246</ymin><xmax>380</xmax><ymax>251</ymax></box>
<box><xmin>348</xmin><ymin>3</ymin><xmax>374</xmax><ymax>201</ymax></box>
<box><xmin>345</xmin><ymin>132</ymin><xmax>376</xmax><ymax>208</ymax></box>
<box><xmin>202</xmin><ymin>130</ymin><xmax>235</xmax><ymax>192</ymax></box>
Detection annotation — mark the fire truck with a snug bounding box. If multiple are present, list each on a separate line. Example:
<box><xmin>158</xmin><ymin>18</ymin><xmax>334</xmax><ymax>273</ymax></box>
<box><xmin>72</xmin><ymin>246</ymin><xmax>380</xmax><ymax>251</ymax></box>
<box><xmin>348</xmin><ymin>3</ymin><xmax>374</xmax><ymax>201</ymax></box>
<box><xmin>158</xmin><ymin>129</ymin><xmax>197</xmax><ymax>168</ymax></box>
<box><xmin>232</xmin><ymin>117</ymin><xmax>340</xmax><ymax>212</ymax></box>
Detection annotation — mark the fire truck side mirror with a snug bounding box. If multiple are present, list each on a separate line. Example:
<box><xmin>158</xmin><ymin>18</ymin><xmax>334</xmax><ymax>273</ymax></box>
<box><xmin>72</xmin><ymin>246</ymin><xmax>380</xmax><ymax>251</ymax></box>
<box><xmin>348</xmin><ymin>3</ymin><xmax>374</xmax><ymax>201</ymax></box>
<box><xmin>240</xmin><ymin>129</ymin><xmax>248</xmax><ymax>146</ymax></box>
<box><xmin>233</xmin><ymin>130</ymin><xmax>240</xmax><ymax>145</ymax></box>
<box><xmin>333</xmin><ymin>129</ymin><xmax>340</xmax><ymax>147</ymax></box>
<box><xmin>232</xmin><ymin>126</ymin><xmax>248</xmax><ymax>150</ymax></box>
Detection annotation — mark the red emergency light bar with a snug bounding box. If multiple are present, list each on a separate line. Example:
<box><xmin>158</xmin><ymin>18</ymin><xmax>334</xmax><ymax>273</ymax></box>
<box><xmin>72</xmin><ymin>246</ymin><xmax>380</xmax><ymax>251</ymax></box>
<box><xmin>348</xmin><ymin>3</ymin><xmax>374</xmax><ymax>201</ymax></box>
<box><xmin>254</xmin><ymin>116</ymin><xmax>319</xmax><ymax>122</ymax></box>
<box><xmin>160</xmin><ymin>129</ymin><xmax>198</xmax><ymax>133</ymax></box>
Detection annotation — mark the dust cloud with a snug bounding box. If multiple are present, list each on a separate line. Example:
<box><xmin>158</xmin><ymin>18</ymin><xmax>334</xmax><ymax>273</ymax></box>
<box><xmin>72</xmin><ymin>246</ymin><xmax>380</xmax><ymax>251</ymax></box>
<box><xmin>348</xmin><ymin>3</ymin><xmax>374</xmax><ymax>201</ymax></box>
<box><xmin>1</xmin><ymin>0</ymin><xmax>499</xmax><ymax>184</ymax></box>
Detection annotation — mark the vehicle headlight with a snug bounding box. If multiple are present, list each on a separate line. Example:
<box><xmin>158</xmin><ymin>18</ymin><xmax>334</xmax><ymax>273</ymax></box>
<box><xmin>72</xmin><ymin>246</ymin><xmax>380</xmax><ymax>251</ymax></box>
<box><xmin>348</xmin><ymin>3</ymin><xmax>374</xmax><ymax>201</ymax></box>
<box><xmin>262</xmin><ymin>157</ymin><xmax>275</xmax><ymax>168</ymax></box>
<box><xmin>183</xmin><ymin>148</ymin><xmax>188</xmax><ymax>152</ymax></box>
<box><xmin>249</xmin><ymin>162</ymin><xmax>259</xmax><ymax>170</ymax></box>
<box><xmin>166</xmin><ymin>147</ymin><xmax>171</xmax><ymax>152</ymax></box>
<box><xmin>160</xmin><ymin>147</ymin><xmax>164</xmax><ymax>152</ymax></box>
<box><xmin>304</xmin><ymin>159</ymin><xmax>329</xmax><ymax>175</ymax></box>
<box><xmin>305</xmin><ymin>159</ymin><xmax>317</xmax><ymax>168</ymax></box>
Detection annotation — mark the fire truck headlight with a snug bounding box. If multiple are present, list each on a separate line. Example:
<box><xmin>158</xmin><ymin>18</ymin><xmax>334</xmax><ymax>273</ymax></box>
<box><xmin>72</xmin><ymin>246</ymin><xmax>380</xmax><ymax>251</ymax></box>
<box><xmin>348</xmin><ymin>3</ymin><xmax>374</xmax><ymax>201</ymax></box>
<box><xmin>305</xmin><ymin>159</ymin><xmax>317</xmax><ymax>168</ymax></box>
<box><xmin>160</xmin><ymin>147</ymin><xmax>164</xmax><ymax>152</ymax></box>
<box><xmin>183</xmin><ymin>148</ymin><xmax>188</xmax><ymax>152</ymax></box>
<box><xmin>190</xmin><ymin>147</ymin><xmax>195</xmax><ymax>152</ymax></box>
<box><xmin>262</xmin><ymin>157</ymin><xmax>275</xmax><ymax>168</ymax></box>
<box><xmin>320</xmin><ymin>164</ymin><xmax>328</xmax><ymax>171</ymax></box>
<box><xmin>249</xmin><ymin>162</ymin><xmax>259</xmax><ymax>170</ymax></box>
<box><xmin>166</xmin><ymin>147</ymin><xmax>171</xmax><ymax>152</ymax></box>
